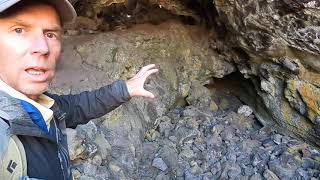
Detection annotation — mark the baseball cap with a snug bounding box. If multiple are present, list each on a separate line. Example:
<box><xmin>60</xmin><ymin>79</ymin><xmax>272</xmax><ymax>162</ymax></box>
<box><xmin>0</xmin><ymin>0</ymin><xmax>77</xmax><ymax>25</ymax></box>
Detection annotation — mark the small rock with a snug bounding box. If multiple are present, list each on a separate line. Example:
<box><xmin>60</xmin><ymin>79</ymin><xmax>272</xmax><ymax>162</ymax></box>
<box><xmin>94</xmin><ymin>133</ymin><xmax>111</xmax><ymax>159</ymax></box>
<box><xmin>302</xmin><ymin>148</ymin><xmax>312</xmax><ymax>158</ymax></box>
<box><xmin>268</xmin><ymin>159</ymin><xmax>296</xmax><ymax>178</ymax></box>
<box><xmin>77</xmin><ymin>121</ymin><xmax>97</xmax><ymax>140</ymax></box>
<box><xmin>190</xmin><ymin>163</ymin><xmax>203</xmax><ymax>175</ymax></box>
<box><xmin>263</xmin><ymin>169</ymin><xmax>280</xmax><ymax>180</ymax></box>
<box><xmin>310</xmin><ymin>148</ymin><xmax>320</xmax><ymax>156</ymax></box>
<box><xmin>296</xmin><ymin>168</ymin><xmax>309</xmax><ymax>179</ymax></box>
<box><xmin>272</xmin><ymin>134</ymin><xmax>282</xmax><ymax>145</ymax></box>
<box><xmin>168</xmin><ymin>136</ymin><xmax>177</xmax><ymax>142</ymax></box>
<box><xmin>210</xmin><ymin>101</ymin><xmax>219</xmax><ymax>112</ymax></box>
<box><xmin>108</xmin><ymin>162</ymin><xmax>121</xmax><ymax>173</ymax></box>
<box><xmin>91</xmin><ymin>154</ymin><xmax>102</xmax><ymax>166</ymax></box>
<box><xmin>157</xmin><ymin>145</ymin><xmax>179</xmax><ymax>169</ymax></box>
<box><xmin>237</xmin><ymin>105</ymin><xmax>253</xmax><ymax>117</ymax></box>
<box><xmin>210</xmin><ymin>162</ymin><xmax>222</xmax><ymax>175</ymax></box>
<box><xmin>83</xmin><ymin>163</ymin><xmax>97</xmax><ymax>176</ymax></box>
<box><xmin>155</xmin><ymin>172</ymin><xmax>170</xmax><ymax>180</ymax></box>
<box><xmin>220</xmin><ymin>126</ymin><xmax>235</xmax><ymax>141</ymax></box>
<box><xmin>226</xmin><ymin>152</ymin><xmax>237</xmax><ymax>163</ymax></box>
<box><xmin>176</xmin><ymin>168</ymin><xmax>185</xmax><ymax>177</ymax></box>
<box><xmin>78</xmin><ymin>175</ymin><xmax>95</xmax><ymax>180</ymax></box>
<box><xmin>249</xmin><ymin>174</ymin><xmax>263</xmax><ymax>180</ymax></box>
<box><xmin>152</xmin><ymin>158</ymin><xmax>168</xmax><ymax>171</ymax></box>
<box><xmin>243</xmin><ymin>166</ymin><xmax>255</xmax><ymax>176</ymax></box>
<box><xmin>179</xmin><ymin>148</ymin><xmax>195</xmax><ymax>159</ymax></box>
<box><xmin>227</xmin><ymin>164</ymin><xmax>242</xmax><ymax>178</ymax></box>
<box><xmin>145</xmin><ymin>129</ymin><xmax>160</xmax><ymax>141</ymax></box>
<box><xmin>238</xmin><ymin>176</ymin><xmax>250</xmax><ymax>180</ymax></box>
<box><xmin>202</xmin><ymin>172</ymin><xmax>213</xmax><ymax>180</ymax></box>
<box><xmin>71</xmin><ymin>169</ymin><xmax>81</xmax><ymax>179</ymax></box>
<box><xmin>159</xmin><ymin>121</ymin><xmax>174</xmax><ymax>137</ymax></box>
<box><xmin>237</xmin><ymin>154</ymin><xmax>252</xmax><ymax>165</ymax></box>
<box><xmin>176</xmin><ymin>127</ymin><xmax>200</xmax><ymax>144</ymax></box>
<box><xmin>281</xmin><ymin>58</ymin><xmax>300</xmax><ymax>75</ymax></box>
<box><xmin>252</xmin><ymin>155</ymin><xmax>261</xmax><ymax>167</ymax></box>
<box><xmin>262</xmin><ymin>139</ymin><xmax>275</xmax><ymax>148</ymax></box>
<box><xmin>302</xmin><ymin>158</ymin><xmax>315</xmax><ymax>169</ymax></box>
<box><xmin>184</xmin><ymin>170</ymin><xmax>201</xmax><ymax>180</ymax></box>
<box><xmin>211</xmin><ymin>124</ymin><xmax>224</xmax><ymax>135</ymax></box>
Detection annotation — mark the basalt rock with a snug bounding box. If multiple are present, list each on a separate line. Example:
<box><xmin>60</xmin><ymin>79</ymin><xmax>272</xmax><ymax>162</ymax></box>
<box><xmin>214</xmin><ymin>0</ymin><xmax>320</xmax><ymax>146</ymax></box>
<box><xmin>53</xmin><ymin>0</ymin><xmax>320</xmax><ymax>179</ymax></box>
<box><xmin>51</xmin><ymin>21</ymin><xmax>235</xmax><ymax>179</ymax></box>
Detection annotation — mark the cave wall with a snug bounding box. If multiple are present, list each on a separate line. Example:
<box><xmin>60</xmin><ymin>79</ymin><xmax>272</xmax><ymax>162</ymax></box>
<box><xmin>213</xmin><ymin>0</ymin><xmax>320</xmax><ymax>146</ymax></box>
<box><xmin>64</xmin><ymin>0</ymin><xmax>320</xmax><ymax>146</ymax></box>
<box><xmin>51</xmin><ymin>21</ymin><xmax>234</xmax><ymax>178</ymax></box>
<box><xmin>50</xmin><ymin>0</ymin><xmax>320</xmax><ymax>178</ymax></box>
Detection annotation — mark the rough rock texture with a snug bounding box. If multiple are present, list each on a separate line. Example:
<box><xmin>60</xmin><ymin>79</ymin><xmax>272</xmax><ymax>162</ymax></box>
<box><xmin>67</xmin><ymin>0</ymin><xmax>320</xmax><ymax>146</ymax></box>
<box><xmin>51</xmin><ymin>0</ymin><xmax>320</xmax><ymax>179</ymax></box>
<box><xmin>213</xmin><ymin>0</ymin><xmax>320</xmax><ymax>146</ymax></box>
<box><xmin>51</xmin><ymin>22</ymin><xmax>234</xmax><ymax>179</ymax></box>
<box><xmin>208</xmin><ymin>0</ymin><xmax>320</xmax><ymax>145</ymax></box>
<box><xmin>137</xmin><ymin>86</ymin><xmax>320</xmax><ymax>180</ymax></box>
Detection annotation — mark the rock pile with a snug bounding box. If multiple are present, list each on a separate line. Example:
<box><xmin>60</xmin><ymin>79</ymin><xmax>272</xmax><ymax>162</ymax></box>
<box><xmin>68</xmin><ymin>84</ymin><xmax>320</xmax><ymax>179</ymax></box>
<box><xmin>137</xmin><ymin>89</ymin><xmax>320</xmax><ymax>180</ymax></box>
<box><xmin>68</xmin><ymin>0</ymin><xmax>320</xmax><ymax>151</ymax></box>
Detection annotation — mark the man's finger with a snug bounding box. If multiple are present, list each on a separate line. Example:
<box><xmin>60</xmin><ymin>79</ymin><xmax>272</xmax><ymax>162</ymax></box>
<box><xmin>142</xmin><ymin>64</ymin><xmax>156</xmax><ymax>71</ymax></box>
<box><xmin>143</xmin><ymin>68</ymin><xmax>159</xmax><ymax>79</ymax></box>
<box><xmin>139</xmin><ymin>69</ymin><xmax>158</xmax><ymax>84</ymax></box>
<box><xmin>139</xmin><ymin>64</ymin><xmax>156</xmax><ymax>74</ymax></box>
<box><xmin>142</xmin><ymin>90</ymin><xmax>155</xmax><ymax>98</ymax></box>
<box><xmin>135</xmin><ymin>64</ymin><xmax>157</xmax><ymax>79</ymax></box>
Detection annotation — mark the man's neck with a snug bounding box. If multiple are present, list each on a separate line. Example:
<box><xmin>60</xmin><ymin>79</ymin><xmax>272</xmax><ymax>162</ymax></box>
<box><xmin>0</xmin><ymin>78</ymin><xmax>40</xmax><ymax>101</ymax></box>
<box><xmin>27</xmin><ymin>94</ymin><xmax>40</xmax><ymax>101</ymax></box>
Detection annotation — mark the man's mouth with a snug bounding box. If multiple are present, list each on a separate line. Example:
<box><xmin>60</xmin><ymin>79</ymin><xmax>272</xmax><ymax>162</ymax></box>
<box><xmin>25</xmin><ymin>68</ymin><xmax>50</xmax><ymax>82</ymax></box>
<box><xmin>26</xmin><ymin>69</ymin><xmax>45</xmax><ymax>75</ymax></box>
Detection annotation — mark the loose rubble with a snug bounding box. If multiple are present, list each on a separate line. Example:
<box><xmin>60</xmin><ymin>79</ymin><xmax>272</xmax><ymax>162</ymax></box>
<box><xmin>69</xmin><ymin>84</ymin><xmax>320</xmax><ymax>179</ymax></box>
<box><xmin>138</xmin><ymin>100</ymin><xmax>320</xmax><ymax>180</ymax></box>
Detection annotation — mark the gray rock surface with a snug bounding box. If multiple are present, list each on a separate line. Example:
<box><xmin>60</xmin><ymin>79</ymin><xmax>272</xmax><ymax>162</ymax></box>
<box><xmin>214</xmin><ymin>0</ymin><xmax>320</xmax><ymax>146</ymax></box>
<box><xmin>50</xmin><ymin>0</ymin><xmax>320</xmax><ymax>179</ymax></box>
<box><xmin>152</xmin><ymin>158</ymin><xmax>168</xmax><ymax>171</ymax></box>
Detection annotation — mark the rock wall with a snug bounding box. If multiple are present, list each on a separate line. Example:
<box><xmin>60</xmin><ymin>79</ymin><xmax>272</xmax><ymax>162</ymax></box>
<box><xmin>50</xmin><ymin>0</ymin><xmax>320</xmax><ymax>178</ymax></box>
<box><xmin>66</xmin><ymin>0</ymin><xmax>320</xmax><ymax>148</ymax></box>
<box><xmin>213</xmin><ymin>0</ymin><xmax>320</xmax><ymax>146</ymax></box>
<box><xmin>51</xmin><ymin>21</ymin><xmax>234</xmax><ymax>179</ymax></box>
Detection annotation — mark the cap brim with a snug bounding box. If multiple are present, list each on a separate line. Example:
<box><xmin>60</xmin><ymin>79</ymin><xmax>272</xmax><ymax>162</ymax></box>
<box><xmin>0</xmin><ymin>0</ymin><xmax>77</xmax><ymax>25</ymax></box>
<box><xmin>45</xmin><ymin>0</ymin><xmax>77</xmax><ymax>25</ymax></box>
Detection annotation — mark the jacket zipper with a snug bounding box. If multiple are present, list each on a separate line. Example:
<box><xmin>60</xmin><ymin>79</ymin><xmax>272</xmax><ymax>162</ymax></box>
<box><xmin>54</xmin><ymin>119</ymin><xmax>67</xmax><ymax>179</ymax></box>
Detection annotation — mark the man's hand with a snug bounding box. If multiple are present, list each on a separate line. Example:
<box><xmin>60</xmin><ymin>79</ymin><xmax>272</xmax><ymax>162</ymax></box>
<box><xmin>126</xmin><ymin>64</ymin><xmax>159</xmax><ymax>98</ymax></box>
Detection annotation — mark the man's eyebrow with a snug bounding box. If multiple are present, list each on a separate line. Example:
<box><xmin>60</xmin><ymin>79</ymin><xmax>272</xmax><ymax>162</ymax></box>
<box><xmin>10</xmin><ymin>20</ymin><xmax>62</xmax><ymax>32</ymax></box>
<box><xmin>9</xmin><ymin>20</ymin><xmax>31</xmax><ymax>28</ymax></box>
<box><xmin>45</xmin><ymin>26</ymin><xmax>63</xmax><ymax>33</ymax></box>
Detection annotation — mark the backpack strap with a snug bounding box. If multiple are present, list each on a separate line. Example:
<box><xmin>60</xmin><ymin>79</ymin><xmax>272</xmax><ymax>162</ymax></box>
<box><xmin>0</xmin><ymin>118</ymin><xmax>10</xmax><ymax>160</ymax></box>
<box><xmin>0</xmin><ymin>116</ymin><xmax>27</xmax><ymax>179</ymax></box>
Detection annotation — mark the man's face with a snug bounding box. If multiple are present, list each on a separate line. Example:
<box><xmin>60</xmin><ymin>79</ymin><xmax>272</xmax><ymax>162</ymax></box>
<box><xmin>0</xmin><ymin>3</ymin><xmax>62</xmax><ymax>100</ymax></box>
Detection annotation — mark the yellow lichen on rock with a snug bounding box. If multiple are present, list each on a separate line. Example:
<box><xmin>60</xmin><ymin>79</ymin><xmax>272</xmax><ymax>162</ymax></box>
<box><xmin>286</xmin><ymin>80</ymin><xmax>320</xmax><ymax>124</ymax></box>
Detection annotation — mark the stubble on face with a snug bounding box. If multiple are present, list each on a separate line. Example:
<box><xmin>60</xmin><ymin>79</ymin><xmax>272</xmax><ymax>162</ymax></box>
<box><xmin>0</xmin><ymin>2</ymin><xmax>62</xmax><ymax>100</ymax></box>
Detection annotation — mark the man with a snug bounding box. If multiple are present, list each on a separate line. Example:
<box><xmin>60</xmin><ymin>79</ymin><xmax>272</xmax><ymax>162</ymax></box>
<box><xmin>0</xmin><ymin>0</ymin><xmax>158</xmax><ymax>179</ymax></box>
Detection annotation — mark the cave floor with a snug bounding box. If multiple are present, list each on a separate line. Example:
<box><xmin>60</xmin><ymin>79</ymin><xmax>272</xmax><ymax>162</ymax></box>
<box><xmin>137</xmin><ymin>85</ymin><xmax>320</xmax><ymax>180</ymax></box>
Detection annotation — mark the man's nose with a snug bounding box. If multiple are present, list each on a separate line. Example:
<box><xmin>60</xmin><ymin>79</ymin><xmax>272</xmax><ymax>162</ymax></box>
<box><xmin>31</xmin><ymin>33</ymin><xmax>49</xmax><ymax>56</ymax></box>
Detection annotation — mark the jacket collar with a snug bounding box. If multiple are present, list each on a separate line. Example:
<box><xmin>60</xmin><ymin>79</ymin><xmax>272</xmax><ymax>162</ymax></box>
<box><xmin>0</xmin><ymin>79</ymin><xmax>54</xmax><ymax>128</ymax></box>
<box><xmin>0</xmin><ymin>90</ymin><xmax>54</xmax><ymax>139</ymax></box>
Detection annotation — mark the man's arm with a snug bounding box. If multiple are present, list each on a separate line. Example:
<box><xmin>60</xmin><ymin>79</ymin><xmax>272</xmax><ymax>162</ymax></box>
<box><xmin>48</xmin><ymin>64</ymin><xmax>158</xmax><ymax>128</ymax></box>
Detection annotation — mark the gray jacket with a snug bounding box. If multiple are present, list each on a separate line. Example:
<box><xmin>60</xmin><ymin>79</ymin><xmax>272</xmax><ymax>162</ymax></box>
<box><xmin>0</xmin><ymin>80</ymin><xmax>131</xmax><ymax>180</ymax></box>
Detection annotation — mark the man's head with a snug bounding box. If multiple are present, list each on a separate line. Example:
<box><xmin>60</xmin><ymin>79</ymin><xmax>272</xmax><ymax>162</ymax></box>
<box><xmin>0</xmin><ymin>0</ymin><xmax>76</xmax><ymax>100</ymax></box>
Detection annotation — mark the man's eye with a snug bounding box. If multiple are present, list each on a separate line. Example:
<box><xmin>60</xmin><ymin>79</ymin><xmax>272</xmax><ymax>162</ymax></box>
<box><xmin>14</xmin><ymin>28</ymin><xmax>24</xmax><ymax>33</ymax></box>
<box><xmin>46</xmin><ymin>32</ymin><xmax>57</xmax><ymax>39</ymax></box>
